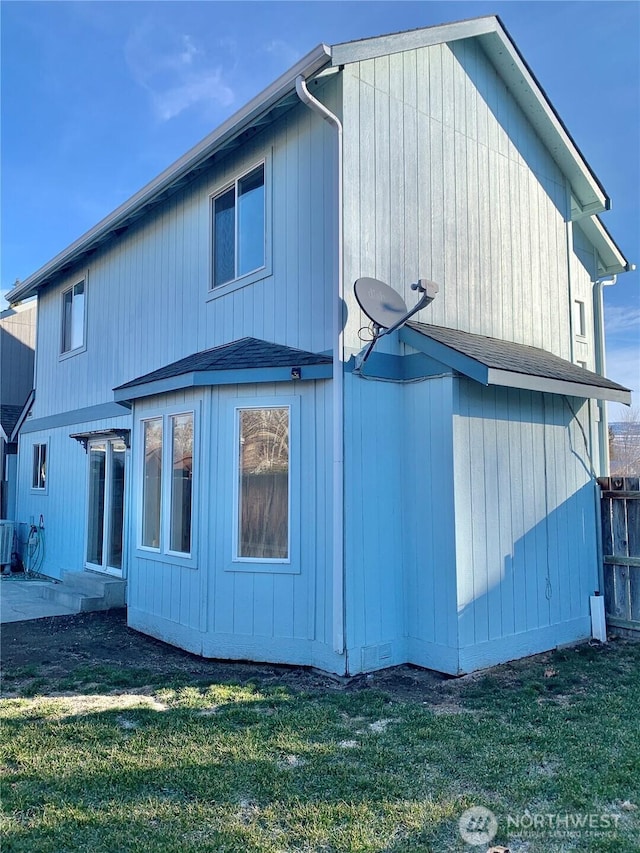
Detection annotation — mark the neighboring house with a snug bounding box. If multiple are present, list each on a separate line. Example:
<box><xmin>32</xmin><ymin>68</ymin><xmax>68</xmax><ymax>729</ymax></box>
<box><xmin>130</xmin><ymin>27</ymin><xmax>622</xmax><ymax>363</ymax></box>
<box><xmin>609</xmin><ymin>420</ymin><xmax>640</xmax><ymax>476</ymax></box>
<box><xmin>6</xmin><ymin>17</ymin><xmax>632</xmax><ymax>675</ymax></box>
<box><xmin>0</xmin><ymin>300</ymin><xmax>36</xmax><ymax>520</ymax></box>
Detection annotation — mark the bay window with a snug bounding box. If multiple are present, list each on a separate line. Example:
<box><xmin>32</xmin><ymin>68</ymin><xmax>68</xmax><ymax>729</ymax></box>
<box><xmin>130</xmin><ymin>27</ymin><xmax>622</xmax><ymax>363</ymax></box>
<box><xmin>141</xmin><ymin>411</ymin><xmax>194</xmax><ymax>557</ymax></box>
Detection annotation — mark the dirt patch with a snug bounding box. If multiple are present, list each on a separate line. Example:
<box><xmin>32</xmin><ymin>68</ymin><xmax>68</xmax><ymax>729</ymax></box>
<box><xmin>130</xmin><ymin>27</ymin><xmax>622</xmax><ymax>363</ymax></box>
<box><xmin>1</xmin><ymin>609</ymin><xmax>340</xmax><ymax>695</ymax></box>
<box><xmin>1</xmin><ymin>609</ymin><xmax>453</xmax><ymax>702</ymax></box>
<box><xmin>1</xmin><ymin>608</ymin><xmax>635</xmax><ymax>706</ymax></box>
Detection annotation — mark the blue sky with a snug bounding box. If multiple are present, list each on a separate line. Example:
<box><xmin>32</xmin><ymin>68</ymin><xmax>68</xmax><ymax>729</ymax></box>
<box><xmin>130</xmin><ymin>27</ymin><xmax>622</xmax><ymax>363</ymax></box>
<box><xmin>1</xmin><ymin>1</ymin><xmax>638</xmax><ymax>416</ymax></box>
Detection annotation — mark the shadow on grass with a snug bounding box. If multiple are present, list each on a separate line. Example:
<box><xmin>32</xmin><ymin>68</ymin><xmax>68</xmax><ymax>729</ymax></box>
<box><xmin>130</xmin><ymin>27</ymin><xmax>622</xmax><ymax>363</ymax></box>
<box><xmin>2</xmin><ymin>622</ymin><xmax>639</xmax><ymax>853</ymax></box>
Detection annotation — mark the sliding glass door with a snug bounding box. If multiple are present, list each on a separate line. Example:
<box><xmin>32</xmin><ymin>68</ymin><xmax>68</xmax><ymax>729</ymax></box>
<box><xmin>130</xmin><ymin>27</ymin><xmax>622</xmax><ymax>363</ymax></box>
<box><xmin>86</xmin><ymin>439</ymin><xmax>126</xmax><ymax>575</ymax></box>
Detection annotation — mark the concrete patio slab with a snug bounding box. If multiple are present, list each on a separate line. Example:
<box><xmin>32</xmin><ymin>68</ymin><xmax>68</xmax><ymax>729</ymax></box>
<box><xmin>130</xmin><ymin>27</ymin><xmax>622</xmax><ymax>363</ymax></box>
<box><xmin>0</xmin><ymin>579</ymin><xmax>77</xmax><ymax>623</ymax></box>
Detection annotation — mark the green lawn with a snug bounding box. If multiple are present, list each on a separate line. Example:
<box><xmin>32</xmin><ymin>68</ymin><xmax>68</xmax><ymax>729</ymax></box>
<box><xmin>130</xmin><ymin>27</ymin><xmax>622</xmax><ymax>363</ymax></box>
<box><xmin>1</xmin><ymin>640</ymin><xmax>639</xmax><ymax>852</ymax></box>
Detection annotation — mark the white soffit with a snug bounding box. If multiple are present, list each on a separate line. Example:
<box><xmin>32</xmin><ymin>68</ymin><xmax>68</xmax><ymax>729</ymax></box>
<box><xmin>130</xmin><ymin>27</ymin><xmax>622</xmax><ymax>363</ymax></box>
<box><xmin>576</xmin><ymin>216</ymin><xmax>630</xmax><ymax>275</ymax></box>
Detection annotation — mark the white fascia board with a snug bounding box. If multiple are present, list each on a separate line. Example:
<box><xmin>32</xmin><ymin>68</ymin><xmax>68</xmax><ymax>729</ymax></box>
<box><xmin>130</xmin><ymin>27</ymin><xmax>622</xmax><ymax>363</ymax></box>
<box><xmin>331</xmin><ymin>16</ymin><xmax>498</xmax><ymax>65</ymax></box>
<box><xmin>576</xmin><ymin>216</ymin><xmax>630</xmax><ymax>275</ymax></box>
<box><xmin>7</xmin><ymin>44</ymin><xmax>332</xmax><ymax>305</ymax></box>
<box><xmin>486</xmin><ymin>368</ymin><xmax>631</xmax><ymax>405</ymax></box>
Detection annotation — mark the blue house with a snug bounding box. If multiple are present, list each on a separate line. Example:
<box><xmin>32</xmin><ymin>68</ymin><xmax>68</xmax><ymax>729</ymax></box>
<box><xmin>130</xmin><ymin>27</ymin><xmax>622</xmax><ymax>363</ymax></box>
<box><xmin>6</xmin><ymin>17</ymin><xmax>632</xmax><ymax>675</ymax></box>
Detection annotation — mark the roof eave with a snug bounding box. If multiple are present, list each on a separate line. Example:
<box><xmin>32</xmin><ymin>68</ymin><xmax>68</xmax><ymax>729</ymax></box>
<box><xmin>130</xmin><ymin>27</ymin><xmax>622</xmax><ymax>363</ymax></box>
<box><xmin>10</xmin><ymin>390</ymin><xmax>35</xmax><ymax>442</ymax></box>
<box><xmin>577</xmin><ymin>216</ymin><xmax>631</xmax><ymax>276</ymax></box>
<box><xmin>400</xmin><ymin>324</ymin><xmax>631</xmax><ymax>404</ymax></box>
<box><xmin>478</xmin><ymin>22</ymin><xmax>608</xmax><ymax>216</ymax></box>
<box><xmin>114</xmin><ymin>362</ymin><xmax>333</xmax><ymax>403</ymax></box>
<box><xmin>7</xmin><ymin>43</ymin><xmax>332</xmax><ymax>305</ymax></box>
<box><xmin>487</xmin><ymin>367</ymin><xmax>632</xmax><ymax>405</ymax></box>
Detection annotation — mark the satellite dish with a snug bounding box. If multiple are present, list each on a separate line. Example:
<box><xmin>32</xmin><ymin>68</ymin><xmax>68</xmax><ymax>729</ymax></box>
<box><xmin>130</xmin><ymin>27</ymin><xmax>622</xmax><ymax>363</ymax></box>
<box><xmin>353</xmin><ymin>276</ymin><xmax>440</xmax><ymax>372</ymax></box>
<box><xmin>354</xmin><ymin>277</ymin><xmax>408</xmax><ymax>329</ymax></box>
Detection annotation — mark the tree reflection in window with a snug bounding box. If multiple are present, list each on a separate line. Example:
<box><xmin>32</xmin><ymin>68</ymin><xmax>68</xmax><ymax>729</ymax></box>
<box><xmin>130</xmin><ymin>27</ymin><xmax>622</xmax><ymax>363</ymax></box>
<box><xmin>142</xmin><ymin>419</ymin><xmax>162</xmax><ymax>548</ymax></box>
<box><xmin>170</xmin><ymin>413</ymin><xmax>193</xmax><ymax>554</ymax></box>
<box><xmin>238</xmin><ymin>407</ymin><xmax>289</xmax><ymax>559</ymax></box>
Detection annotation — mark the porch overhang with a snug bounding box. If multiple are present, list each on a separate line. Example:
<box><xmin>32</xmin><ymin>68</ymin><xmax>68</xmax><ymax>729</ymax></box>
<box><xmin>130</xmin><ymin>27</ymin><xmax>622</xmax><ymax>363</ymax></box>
<box><xmin>70</xmin><ymin>429</ymin><xmax>131</xmax><ymax>451</ymax></box>
<box><xmin>400</xmin><ymin>322</ymin><xmax>632</xmax><ymax>405</ymax></box>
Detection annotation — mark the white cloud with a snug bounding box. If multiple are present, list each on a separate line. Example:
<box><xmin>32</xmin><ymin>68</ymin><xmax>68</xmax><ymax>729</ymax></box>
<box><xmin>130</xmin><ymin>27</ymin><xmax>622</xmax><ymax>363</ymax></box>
<box><xmin>125</xmin><ymin>22</ymin><xmax>235</xmax><ymax>121</ymax></box>
<box><xmin>263</xmin><ymin>39</ymin><xmax>303</xmax><ymax>70</ymax></box>
<box><xmin>152</xmin><ymin>70</ymin><xmax>234</xmax><ymax>121</ymax></box>
<box><xmin>605</xmin><ymin>305</ymin><xmax>640</xmax><ymax>335</ymax></box>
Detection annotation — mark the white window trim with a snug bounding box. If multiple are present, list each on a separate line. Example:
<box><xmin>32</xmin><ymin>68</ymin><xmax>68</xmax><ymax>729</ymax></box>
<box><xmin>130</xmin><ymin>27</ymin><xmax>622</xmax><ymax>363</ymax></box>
<box><xmin>84</xmin><ymin>437</ymin><xmax>128</xmax><ymax>577</ymax></box>
<box><xmin>573</xmin><ymin>299</ymin><xmax>587</xmax><ymax>339</ymax></box>
<box><xmin>226</xmin><ymin>395</ymin><xmax>300</xmax><ymax>575</ymax></box>
<box><xmin>30</xmin><ymin>440</ymin><xmax>49</xmax><ymax>493</ymax></box>
<box><xmin>207</xmin><ymin>155</ymin><xmax>272</xmax><ymax>300</ymax></box>
<box><xmin>136</xmin><ymin>405</ymin><xmax>198</xmax><ymax>567</ymax></box>
<box><xmin>59</xmin><ymin>273</ymin><xmax>88</xmax><ymax>360</ymax></box>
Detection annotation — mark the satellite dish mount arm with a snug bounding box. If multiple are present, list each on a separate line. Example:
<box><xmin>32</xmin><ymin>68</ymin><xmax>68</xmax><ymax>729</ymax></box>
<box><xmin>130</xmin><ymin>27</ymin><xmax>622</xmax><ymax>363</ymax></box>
<box><xmin>355</xmin><ymin>279</ymin><xmax>439</xmax><ymax>371</ymax></box>
<box><xmin>376</xmin><ymin>279</ymin><xmax>438</xmax><ymax>338</ymax></box>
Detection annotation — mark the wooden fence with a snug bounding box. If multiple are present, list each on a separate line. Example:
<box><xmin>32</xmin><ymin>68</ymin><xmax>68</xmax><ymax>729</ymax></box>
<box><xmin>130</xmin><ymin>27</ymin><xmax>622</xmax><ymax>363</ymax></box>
<box><xmin>598</xmin><ymin>476</ymin><xmax>640</xmax><ymax>635</ymax></box>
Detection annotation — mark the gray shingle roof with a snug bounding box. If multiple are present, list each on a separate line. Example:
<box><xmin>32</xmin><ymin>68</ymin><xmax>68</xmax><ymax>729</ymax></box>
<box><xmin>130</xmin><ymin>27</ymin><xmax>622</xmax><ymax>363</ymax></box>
<box><xmin>115</xmin><ymin>337</ymin><xmax>332</xmax><ymax>391</ymax></box>
<box><xmin>406</xmin><ymin>322</ymin><xmax>629</xmax><ymax>393</ymax></box>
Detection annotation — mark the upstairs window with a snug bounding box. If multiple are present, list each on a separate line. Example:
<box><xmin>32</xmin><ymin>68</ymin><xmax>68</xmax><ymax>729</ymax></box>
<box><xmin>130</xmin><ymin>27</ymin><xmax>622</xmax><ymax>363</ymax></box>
<box><xmin>61</xmin><ymin>279</ymin><xmax>86</xmax><ymax>354</ymax></box>
<box><xmin>212</xmin><ymin>163</ymin><xmax>265</xmax><ymax>287</ymax></box>
<box><xmin>32</xmin><ymin>443</ymin><xmax>47</xmax><ymax>490</ymax></box>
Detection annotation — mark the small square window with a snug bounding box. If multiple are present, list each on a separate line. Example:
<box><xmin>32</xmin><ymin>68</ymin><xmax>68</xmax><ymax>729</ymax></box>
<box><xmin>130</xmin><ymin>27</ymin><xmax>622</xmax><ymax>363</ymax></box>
<box><xmin>61</xmin><ymin>280</ymin><xmax>86</xmax><ymax>353</ymax></box>
<box><xmin>212</xmin><ymin>164</ymin><xmax>265</xmax><ymax>288</ymax></box>
<box><xmin>32</xmin><ymin>443</ymin><xmax>47</xmax><ymax>489</ymax></box>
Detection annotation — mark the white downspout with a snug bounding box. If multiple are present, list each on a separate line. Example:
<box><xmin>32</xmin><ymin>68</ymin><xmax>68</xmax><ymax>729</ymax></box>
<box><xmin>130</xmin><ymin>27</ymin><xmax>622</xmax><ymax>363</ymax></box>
<box><xmin>295</xmin><ymin>74</ymin><xmax>346</xmax><ymax>658</ymax></box>
<box><xmin>593</xmin><ymin>274</ymin><xmax>616</xmax><ymax>474</ymax></box>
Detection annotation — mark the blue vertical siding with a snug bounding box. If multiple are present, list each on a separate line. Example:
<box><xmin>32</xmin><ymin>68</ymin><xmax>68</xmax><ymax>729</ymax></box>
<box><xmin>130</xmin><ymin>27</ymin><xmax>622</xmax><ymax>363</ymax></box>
<box><xmin>343</xmin><ymin>373</ymin><xmax>405</xmax><ymax>672</ymax></box>
<box><xmin>453</xmin><ymin>380</ymin><xmax>598</xmax><ymax>671</ymax></box>
<box><xmin>15</xmin><ymin>414</ymin><xmax>131</xmax><ymax>580</ymax></box>
<box><xmin>402</xmin><ymin>376</ymin><xmax>459</xmax><ymax>673</ymax></box>
<box><xmin>30</xmin><ymin>80</ymin><xmax>339</xmax><ymax>423</ymax></box>
<box><xmin>344</xmin><ymin>372</ymin><xmax>460</xmax><ymax>674</ymax></box>
<box><xmin>342</xmin><ymin>38</ymin><xmax>571</xmax><ymax>361</ymax></box>
<box><xmin>127</xmin><ymin>379</ymin><xmax>340</xmax><ymax>672</ymax></box>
